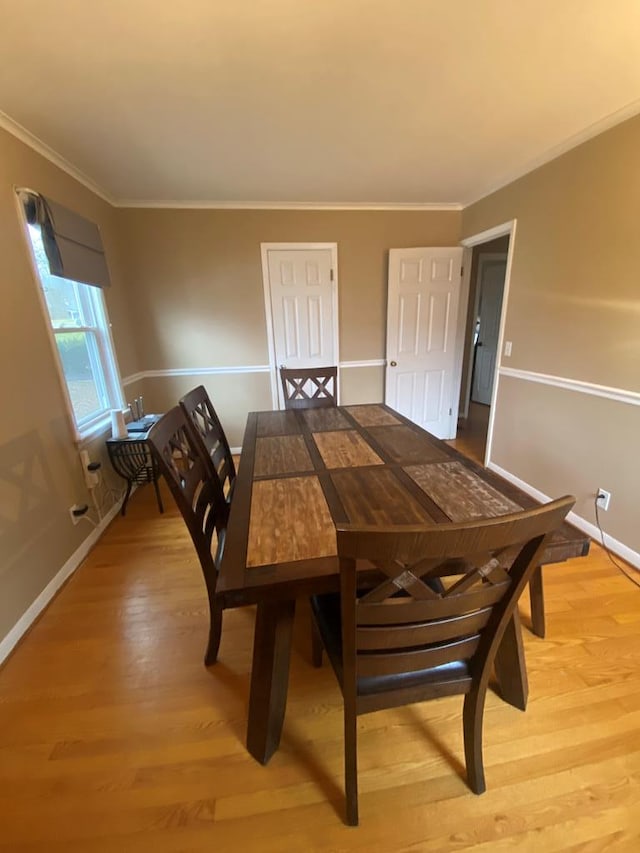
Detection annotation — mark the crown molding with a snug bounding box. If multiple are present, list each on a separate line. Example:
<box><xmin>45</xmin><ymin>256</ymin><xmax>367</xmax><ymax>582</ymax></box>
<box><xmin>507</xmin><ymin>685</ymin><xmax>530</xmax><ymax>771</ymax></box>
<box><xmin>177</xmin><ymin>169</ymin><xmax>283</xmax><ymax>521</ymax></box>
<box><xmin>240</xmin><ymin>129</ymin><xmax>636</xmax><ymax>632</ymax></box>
<box><xmin>6</xmin><ymin>96</ymin><xmax>640</xmax><ymax>212</ymax></box>
<box><xmin>116</xmin><ymin>199</ymin><xmax>463</xmax><ymax>211</ymax></box>
<box><xmin>0</xmin><ymin>111</ymin><xmax>116</xmax><ymax>205</ymax></box>
<box><xmin>462</xmin><ymin>97</ymin><xmax>640</xmax><ymax>207</ymax></box>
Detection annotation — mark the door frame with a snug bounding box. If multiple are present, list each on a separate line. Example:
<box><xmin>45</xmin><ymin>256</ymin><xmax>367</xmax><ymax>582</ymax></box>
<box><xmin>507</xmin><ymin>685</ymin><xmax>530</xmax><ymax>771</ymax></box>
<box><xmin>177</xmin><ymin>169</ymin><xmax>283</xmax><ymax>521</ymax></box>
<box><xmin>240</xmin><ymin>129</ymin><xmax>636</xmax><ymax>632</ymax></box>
<box><xmin>465</xmin><ymin>252</ymin><xmax>508</xmax><ymax>412</ymax></box>
<box><xmin>260</xmin><ymin>242</ymin><xmax>340</xmax><ymax>409</ymax></box>
<box><xmin>459</xmin><ymin>220</ymin><xmax>517</xmax><ymax>466</ymax></box>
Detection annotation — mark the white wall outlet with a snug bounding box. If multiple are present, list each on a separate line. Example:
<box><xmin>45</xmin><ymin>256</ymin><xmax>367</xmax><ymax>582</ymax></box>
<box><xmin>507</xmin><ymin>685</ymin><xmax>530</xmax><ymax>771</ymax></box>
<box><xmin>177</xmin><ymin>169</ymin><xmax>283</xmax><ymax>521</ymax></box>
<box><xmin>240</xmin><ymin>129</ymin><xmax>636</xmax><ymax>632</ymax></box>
<box><xmin>596</xmin><ymin>489</ymin><xmax>611</xmax><ymax>511</ymax></box>
<box><xmin>504</xmin><ymin>340</ymin><xmax>513</xmax><ymax>357</ymax></box>
<box><xmin>69</xmin><ymin>504</ymin><xmax>85</xmax><ymax>525</ymax></box>
<box><xmin>79</xmin><ymin>449</ymin><xmax>100</xmax><ymax>488</ymax></box>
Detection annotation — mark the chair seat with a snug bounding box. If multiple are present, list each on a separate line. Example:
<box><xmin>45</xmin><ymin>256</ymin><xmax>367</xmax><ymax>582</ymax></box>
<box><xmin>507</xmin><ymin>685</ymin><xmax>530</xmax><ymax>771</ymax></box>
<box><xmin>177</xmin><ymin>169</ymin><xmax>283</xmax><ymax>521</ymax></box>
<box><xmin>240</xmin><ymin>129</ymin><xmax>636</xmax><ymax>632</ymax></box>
<box><xmin>311</xmin><ymin>593</ymin><xmax>471</xmax><ymax>696</ymax></box>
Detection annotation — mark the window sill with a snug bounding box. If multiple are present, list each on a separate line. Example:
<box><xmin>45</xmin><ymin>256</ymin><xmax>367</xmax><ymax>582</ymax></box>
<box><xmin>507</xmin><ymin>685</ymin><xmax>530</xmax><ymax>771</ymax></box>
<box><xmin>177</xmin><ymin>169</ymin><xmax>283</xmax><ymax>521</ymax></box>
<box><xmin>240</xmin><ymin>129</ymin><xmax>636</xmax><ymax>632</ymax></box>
<box><xmin>75</xmin><ymin>413</ymin><xmax>117</xmax><ymax>447</ymax></box>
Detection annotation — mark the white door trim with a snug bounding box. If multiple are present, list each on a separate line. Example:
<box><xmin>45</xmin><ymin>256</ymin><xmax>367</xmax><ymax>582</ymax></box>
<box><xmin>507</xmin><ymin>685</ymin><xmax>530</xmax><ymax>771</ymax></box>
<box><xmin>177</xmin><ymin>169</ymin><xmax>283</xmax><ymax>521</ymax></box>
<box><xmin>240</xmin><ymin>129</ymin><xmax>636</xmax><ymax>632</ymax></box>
<box><xmin>453</xmin><ymin>249</ymin><xmax>472</xmax><ymax>428</ymax></box>
<box><xmin>460</xmin><ymin>220</ymin><xmax>517</xmax><ymax>466</ymax></box>
<box><xmin>260</xmin><ymin>242</ymin><xmax>340</xmax><ymax>408</ymax></box>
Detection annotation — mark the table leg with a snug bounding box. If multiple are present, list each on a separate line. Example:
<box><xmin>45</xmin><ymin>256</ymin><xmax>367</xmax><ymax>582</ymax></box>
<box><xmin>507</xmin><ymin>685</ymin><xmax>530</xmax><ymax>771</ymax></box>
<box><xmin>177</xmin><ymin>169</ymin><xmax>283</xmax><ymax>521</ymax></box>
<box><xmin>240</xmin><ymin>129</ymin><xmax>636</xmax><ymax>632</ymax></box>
<box><xmin>121</xmin><ymin>480</ymin><xmax>133</xmax><ymax>516</ymax></box>
<box><xmin>247</xmin><ymin>598</ymin><xmax>296</xmax><ymax>765</ymax></box>
<box><xmin>494</xmin><ymin>610</ymin><xmax>528</xmax><ymax>711</ymax></box>
<box><xmin>152</xmin><ymin>475</ymin><xmax>164</xmax><ymax>514</ymax></box>
<box><xmin>529</xmin><ymin>565</ymin><xmax>545</xmax><ymax>638</ymax></box>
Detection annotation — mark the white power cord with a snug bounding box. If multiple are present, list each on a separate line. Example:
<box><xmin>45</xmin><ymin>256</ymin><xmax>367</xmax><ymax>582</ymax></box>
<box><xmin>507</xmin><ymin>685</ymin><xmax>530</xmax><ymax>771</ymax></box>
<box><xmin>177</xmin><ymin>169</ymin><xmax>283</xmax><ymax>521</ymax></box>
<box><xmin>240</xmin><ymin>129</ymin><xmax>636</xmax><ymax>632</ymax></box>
<box><xmin>594</xmin><ymin>497</ymin><xmax>640</xmax><ymax>589</ymax></box>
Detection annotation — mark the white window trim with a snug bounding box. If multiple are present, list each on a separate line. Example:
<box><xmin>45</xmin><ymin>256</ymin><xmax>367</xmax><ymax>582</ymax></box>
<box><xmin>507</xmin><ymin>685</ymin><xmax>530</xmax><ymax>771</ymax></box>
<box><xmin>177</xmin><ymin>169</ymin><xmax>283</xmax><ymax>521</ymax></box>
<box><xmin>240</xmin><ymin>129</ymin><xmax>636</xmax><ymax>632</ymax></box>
<box><xmin>15</xmin><ymin>188</ymin><xmax>125</xmax><ymax>444</ymax></box>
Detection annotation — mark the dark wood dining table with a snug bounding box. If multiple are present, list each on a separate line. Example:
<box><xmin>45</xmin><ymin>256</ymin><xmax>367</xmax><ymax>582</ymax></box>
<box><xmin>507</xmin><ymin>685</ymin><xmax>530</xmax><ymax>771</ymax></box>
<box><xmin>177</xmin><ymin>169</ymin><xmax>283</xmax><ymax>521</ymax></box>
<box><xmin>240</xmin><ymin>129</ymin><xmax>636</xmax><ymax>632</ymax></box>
<box><xmin>217</xmin><ymin>403</ymin><xmax>589</xmax><ymax>765</ymax></box>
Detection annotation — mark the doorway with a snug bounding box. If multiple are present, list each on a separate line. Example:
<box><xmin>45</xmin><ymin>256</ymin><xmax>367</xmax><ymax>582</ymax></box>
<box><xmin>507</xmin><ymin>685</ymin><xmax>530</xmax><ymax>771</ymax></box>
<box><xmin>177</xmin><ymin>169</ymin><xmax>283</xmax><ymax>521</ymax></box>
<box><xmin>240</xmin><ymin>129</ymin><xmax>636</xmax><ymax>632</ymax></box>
<box><xmin>470</xmin><ymin>254</ymin><xmax>507</xmax><ymax>406</ymax></box>
<box><xmin>448</xmin><ymin>225</ymin><xmax>514</xmax><ymax>465</ymax></box>
<box><xmin>261</xmin><ymin>243</ymin><xmax>339</xmax><ymax>409</ymax></box>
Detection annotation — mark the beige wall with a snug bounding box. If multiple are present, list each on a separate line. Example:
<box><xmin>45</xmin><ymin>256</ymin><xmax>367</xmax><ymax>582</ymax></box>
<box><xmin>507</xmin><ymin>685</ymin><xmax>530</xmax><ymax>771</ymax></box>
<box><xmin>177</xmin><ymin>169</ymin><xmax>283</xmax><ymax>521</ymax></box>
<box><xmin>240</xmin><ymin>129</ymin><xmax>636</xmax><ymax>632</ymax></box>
<box><xmin>117</xmin><ymin>208</ymin><xmax>461</xmax><ymax>444</ymax></box>
<box><xmin>462</xmin><ymin>114</ymin><xmax>640</xmax><ymax>553</ymax></box>
<box><xmin>0</xmin><ymin>128</ymin><xmax>141</xmax><ymax>644</ymax></box>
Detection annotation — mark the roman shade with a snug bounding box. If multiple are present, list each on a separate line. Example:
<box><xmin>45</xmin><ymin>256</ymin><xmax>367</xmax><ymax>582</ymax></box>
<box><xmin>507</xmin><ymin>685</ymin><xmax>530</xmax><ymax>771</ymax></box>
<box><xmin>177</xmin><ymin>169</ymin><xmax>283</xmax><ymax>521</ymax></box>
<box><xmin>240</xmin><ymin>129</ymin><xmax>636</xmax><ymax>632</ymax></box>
<box><xmin>22</xmin><ymin>191</ymin><xmax>111</xmax><ymax>288</ymax></box>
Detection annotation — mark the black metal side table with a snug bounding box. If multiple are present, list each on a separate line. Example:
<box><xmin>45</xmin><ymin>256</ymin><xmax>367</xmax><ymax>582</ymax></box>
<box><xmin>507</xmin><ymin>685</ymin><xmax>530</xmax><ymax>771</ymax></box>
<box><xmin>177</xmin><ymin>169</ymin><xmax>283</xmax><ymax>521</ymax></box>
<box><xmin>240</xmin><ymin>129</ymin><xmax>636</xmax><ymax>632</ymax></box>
<box><xmin>106</xmin><ymin>416</ymin><xmax>164</xmax><ymax>516</ymax></box>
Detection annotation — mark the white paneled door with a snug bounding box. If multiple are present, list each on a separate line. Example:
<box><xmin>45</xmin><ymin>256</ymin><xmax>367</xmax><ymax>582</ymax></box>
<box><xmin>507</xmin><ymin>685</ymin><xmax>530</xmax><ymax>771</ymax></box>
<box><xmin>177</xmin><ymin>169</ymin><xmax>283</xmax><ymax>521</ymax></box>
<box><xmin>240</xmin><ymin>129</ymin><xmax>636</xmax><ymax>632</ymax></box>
<box><xmin>263</xmin><ymin>245</ymin><xmax>338</xmax><ymax>407</ymax></box>
<box><xmin>385</xmin><ymin>247</ymin><xmax>464</xmax><ymax>439</ymax></box>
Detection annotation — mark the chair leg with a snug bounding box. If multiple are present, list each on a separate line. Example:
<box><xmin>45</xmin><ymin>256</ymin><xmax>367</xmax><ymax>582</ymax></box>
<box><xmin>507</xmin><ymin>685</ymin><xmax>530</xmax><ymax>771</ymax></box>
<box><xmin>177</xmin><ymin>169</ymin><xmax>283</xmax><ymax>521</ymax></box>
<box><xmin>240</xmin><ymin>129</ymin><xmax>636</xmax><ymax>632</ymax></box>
<box><xmin>204</xmin><ymin>599</ymin><xmax>224</xmax><ymax>666</ymax></box>
<box><xmin>344</xmin><ymin>702</ymin><xmax>359</xmax><ymax>826</ymax></box>
<box><xmin>311</xmin><ymin>616</ymin><xmax>323</xmax><ymax>668</ymax></box>
<box><xmin>462</xmin><ymin>686</ymin><xmax>487</xmax><ymax>795</ymax></box>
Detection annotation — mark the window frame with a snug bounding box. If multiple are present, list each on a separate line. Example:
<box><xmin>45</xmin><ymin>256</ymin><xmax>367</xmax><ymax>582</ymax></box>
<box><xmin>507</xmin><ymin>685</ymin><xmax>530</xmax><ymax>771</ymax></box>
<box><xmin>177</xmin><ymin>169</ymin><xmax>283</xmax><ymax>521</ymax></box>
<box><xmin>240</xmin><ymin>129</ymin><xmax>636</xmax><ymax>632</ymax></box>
<box><xmin>17</xmin><ymin>190</ymin><xmax>125</xmax><ymax>444</ymax></box>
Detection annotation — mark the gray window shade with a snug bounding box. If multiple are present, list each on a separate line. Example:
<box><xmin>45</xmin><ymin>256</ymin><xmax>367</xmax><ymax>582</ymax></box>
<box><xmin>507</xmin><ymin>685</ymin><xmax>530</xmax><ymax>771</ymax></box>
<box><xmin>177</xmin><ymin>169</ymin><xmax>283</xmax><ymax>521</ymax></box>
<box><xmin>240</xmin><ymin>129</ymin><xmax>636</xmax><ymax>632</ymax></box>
<box><xmin>23</xmin><ymin>192</ymin><xmax>111</xmax><ymax>289</ymax></box>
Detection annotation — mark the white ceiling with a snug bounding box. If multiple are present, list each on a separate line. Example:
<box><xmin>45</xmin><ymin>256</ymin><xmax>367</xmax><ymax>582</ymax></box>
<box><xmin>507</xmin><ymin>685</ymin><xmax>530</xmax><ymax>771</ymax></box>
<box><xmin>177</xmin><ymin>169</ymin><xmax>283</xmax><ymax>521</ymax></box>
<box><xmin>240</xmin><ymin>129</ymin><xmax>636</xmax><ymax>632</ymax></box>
<box><xmin>1</xmin><ymin>0</ymin><xmax>640</xmax><ymax>207</ymax></box>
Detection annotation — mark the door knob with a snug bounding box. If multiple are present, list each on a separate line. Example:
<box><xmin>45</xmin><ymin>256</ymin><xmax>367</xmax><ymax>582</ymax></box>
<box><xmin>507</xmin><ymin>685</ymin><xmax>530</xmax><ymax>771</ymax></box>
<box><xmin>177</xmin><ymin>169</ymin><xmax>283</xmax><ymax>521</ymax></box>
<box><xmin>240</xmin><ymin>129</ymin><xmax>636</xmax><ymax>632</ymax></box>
<box><xmin>390</xmin><ymin>360</ymin><xmax>397</xmax><ymax>367</ymax></box>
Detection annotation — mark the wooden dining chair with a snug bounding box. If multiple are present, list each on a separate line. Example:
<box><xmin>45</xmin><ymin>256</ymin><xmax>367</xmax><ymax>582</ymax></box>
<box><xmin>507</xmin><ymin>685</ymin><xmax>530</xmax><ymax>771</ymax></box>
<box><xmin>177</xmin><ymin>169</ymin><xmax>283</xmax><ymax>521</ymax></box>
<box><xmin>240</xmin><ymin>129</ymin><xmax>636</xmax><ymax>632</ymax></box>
<box><xmin>179</xmin><ymin>385</ymin><xmax>236</xmax><ymax>504</ymax></box>
<box><xmin>280</xmin><ymin>366</ymin><xmax>338</xmax><ymax>409</ymax></box>
<box><xmin>311</xmin><ymin>495</ymin><xmax>575</xmax><ymax>825</ymax></box>
<box><xmin>146</xmin><ymin>406</ymin><xmax>229</xmax><ymax>665</ymax></box>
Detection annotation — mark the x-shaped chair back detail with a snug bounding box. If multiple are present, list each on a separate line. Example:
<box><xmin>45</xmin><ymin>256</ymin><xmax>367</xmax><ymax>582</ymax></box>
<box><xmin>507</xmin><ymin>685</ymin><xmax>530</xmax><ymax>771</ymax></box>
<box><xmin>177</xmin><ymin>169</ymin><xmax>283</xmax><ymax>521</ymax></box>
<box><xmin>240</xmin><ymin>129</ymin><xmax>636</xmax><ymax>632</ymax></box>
<box><xmin>280</xmin><ymin>366</ymin><xmax>338</xmax><ymax>409</ymax></box>
<box><xmin>179</xmin><ymin>385</ymin><xmax>236</xmax><ymax>503</ymax></box>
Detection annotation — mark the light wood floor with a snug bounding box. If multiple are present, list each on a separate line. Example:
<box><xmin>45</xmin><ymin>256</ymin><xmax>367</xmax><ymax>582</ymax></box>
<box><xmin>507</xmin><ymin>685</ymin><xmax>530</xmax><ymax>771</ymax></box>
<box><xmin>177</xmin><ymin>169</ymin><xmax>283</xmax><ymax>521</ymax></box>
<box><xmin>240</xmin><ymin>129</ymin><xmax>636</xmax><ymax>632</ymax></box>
<box><xmin>446</xmin><ymin>402</ymin><xmax>490</xmax><ymax>465</ymax></box>
<box><xmin>1</xmin><ymin>480</ymin><xmax>640</xmax><ymax>850</ymax></box>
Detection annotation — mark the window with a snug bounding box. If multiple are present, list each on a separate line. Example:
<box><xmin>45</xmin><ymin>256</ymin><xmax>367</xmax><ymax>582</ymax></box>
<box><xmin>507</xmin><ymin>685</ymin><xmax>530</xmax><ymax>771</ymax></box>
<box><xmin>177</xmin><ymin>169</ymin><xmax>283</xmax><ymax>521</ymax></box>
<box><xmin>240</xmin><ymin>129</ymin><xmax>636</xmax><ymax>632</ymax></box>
<box><xmin>25</xmin><ymin>221</ymin><xmax>123</xmax><ymax>441</ymax></box>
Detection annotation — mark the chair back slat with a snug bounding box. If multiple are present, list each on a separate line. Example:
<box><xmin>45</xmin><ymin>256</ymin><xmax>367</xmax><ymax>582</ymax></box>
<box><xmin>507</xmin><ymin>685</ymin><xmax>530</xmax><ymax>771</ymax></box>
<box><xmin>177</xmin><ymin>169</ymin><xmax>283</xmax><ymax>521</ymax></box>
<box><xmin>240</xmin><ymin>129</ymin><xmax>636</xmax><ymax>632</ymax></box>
<box><xmin>357</xmin><ymin>636</ymin><xmax>481</xmax><ymax>678</ymax></box>
<box><xmin>280</xmin><ymin>366</ymin><xmax>338</xmax><ymax>409</ymax></box>
<box><xmin>357</xmin><ymin>607</ymin><xmax>493</xmax><ymax>651</ymax></box>
<box><xmin>179</xmin><ymin>385</ymin><xmax>236</xmax><ymax>500</ymax></box>
<box><xmin>356</xmin><ymin>581</ymin><xmax>508</xmax><ymax>625</ymax></box>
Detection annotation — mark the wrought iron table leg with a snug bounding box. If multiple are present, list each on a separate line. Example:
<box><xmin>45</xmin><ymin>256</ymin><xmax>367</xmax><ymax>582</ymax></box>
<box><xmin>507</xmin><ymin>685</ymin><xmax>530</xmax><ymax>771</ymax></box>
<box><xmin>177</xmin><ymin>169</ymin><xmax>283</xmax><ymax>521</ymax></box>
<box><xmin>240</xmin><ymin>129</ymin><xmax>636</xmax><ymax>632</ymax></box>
<box><xmin>152</xmin><ymin>474</ymin><xmax>164</xmax><ymax>513</ymax></box>
<box><xmin>121</xmin><ymin>480</ymin><xmax>133</xmax><ymax>516</ymax></box>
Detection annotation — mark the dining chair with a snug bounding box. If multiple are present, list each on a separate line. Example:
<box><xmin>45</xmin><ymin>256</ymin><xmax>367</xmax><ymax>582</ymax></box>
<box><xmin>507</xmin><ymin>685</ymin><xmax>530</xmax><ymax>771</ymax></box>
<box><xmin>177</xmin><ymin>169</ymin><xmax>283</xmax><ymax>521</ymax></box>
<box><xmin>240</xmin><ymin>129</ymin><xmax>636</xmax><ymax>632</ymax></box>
<box><xmin>311</xmin><ymin>495</ymin><xmax>575</xmax><ymax>825</ymax></box>
<box><xmin>146</xmin><ymin>406</ymin><xmax>229</xmax><ymax>666</ymax></box>
<box><xmin>280</xmin><ymin>366</ymin><xmax>338</xmax><ymax>409</ymax></box>
<box><xmin>179</xmin><ymin>385</ymin><xmax>236</xmax><ymax>504</ymax></box>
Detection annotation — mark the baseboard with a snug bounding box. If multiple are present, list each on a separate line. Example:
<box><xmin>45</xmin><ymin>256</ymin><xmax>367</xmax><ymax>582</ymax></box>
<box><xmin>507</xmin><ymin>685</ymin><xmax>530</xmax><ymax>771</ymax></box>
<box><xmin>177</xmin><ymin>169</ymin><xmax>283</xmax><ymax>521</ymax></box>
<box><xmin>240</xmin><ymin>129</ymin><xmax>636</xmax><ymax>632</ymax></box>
<box><xmin>487</xmin><ymin>461</ymin><xmax>640</xmax><ymax>572</ymax></box>
<box><xmin>0</xmin><ymin>499</ymin><xmax>123</xmax><ymax>666</ymax></box>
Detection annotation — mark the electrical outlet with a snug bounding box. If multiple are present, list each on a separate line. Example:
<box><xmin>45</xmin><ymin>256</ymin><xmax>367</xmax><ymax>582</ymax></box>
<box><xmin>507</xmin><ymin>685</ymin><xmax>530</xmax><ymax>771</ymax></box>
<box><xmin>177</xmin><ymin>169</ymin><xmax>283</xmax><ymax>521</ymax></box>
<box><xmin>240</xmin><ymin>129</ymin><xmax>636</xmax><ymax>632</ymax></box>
<box><xmin>596</xmin><ymin>489</ymin><xmax>611</xmax><ymax>512</ymax></box>
<box><xmin>69</xmin><ymin>504</ymin><xmax>87</xmax><ymax>525</ymax></box>
<box><xmin>79</xmin><ymin>450</ymin><xmax>100</xmax><ymax>488</ymax></box>
<box><xmin>504</xmin><ymin>340</ymin><xmax>513</xmax><ymax>357</ymax></box>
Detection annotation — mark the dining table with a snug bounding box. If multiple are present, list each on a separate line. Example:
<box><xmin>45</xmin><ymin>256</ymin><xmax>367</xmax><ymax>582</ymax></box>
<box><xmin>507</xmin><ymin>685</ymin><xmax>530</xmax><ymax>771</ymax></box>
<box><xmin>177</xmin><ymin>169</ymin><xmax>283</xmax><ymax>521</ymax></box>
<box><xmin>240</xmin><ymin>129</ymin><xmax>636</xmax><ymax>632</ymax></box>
<box><xmin>217</xmin><ymin>403</ymin><xmax>590</xmax><ymax>765</ymax></box>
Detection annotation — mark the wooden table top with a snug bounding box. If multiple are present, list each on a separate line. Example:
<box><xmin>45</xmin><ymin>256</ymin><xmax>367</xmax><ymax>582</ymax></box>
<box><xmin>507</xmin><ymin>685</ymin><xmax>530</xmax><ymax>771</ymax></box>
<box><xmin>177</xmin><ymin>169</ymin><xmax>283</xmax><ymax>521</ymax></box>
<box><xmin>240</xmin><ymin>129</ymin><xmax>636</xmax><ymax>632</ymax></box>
<box><xmin>218</xmin><ymin>404</ymin><xmax>589</xmax><ymax>606</ymax></box>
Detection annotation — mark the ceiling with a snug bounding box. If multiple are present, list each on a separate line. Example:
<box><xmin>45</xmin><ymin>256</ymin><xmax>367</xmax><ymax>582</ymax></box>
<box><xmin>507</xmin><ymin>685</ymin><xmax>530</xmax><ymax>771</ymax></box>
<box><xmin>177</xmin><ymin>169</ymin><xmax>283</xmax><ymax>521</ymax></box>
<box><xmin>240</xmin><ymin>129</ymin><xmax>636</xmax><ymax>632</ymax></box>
<box><xmin>1</xmin><ymin>0</ymin><xmax>640</xmax><ymax>207</ymax></box>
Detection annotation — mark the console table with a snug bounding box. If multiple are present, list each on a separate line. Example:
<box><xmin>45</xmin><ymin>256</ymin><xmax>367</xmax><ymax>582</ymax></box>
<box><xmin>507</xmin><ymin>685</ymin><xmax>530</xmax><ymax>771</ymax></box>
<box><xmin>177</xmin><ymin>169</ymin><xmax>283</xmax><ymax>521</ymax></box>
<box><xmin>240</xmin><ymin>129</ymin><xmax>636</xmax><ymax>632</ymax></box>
<box><xmin>106</xmin><ymin>416</ymin><xmax>164</xmax><ymax>516</ymax></box>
